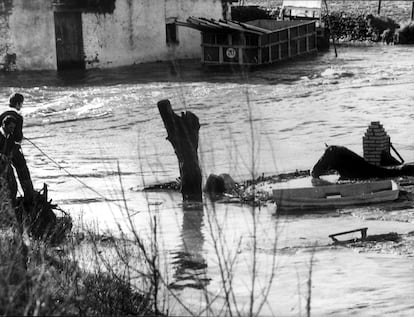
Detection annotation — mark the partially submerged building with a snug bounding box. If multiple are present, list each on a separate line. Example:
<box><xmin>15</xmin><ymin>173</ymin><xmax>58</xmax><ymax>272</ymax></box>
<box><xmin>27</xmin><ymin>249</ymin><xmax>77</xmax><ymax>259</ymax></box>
<box><xmin>0</xmin><ymin>0</ymin><xmax>234</xmax><ymax>71</ymax></box>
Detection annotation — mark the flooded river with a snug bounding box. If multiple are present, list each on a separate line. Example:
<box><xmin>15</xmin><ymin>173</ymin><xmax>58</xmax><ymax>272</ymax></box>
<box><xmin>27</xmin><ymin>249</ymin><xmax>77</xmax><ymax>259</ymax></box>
<box><xmin>1</xmin><ymin>44</ymin><xmax>414</xmax><ymax>315</ymax></box>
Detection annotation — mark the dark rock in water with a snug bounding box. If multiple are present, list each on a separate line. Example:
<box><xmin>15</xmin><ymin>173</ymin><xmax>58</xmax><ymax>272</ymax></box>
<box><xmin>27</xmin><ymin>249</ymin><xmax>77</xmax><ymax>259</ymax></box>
<box><xmin>204</xmin><ymin>174</ymin><xmax>225</xmax><ymax>195</ymax></box>
<box><xmin>204</xmin><ymin>173</ymin><xmax>238</xmax><ymax>197</ymax></box>
<box><xmin>218</xmin><ymin>173</ymin><xmax>237</xmax><ymax>193</ymax></box>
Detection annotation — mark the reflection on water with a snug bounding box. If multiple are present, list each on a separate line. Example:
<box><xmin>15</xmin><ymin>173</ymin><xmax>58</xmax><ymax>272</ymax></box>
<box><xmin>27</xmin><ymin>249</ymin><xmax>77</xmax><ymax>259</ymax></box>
<box><xmin>169</xmin><ymin>206</ymin><xmax>210</xmax><ymax>290</ymax></box>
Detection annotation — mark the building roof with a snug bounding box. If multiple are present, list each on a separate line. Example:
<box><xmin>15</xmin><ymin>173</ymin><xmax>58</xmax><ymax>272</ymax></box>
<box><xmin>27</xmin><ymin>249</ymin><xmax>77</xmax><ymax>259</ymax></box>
<box><xmin>175</xmin><ymin>17</ymin><xmax>271</xmax><ymax>35</ymax></box>
<box><xmin>247</xmin><ymin>19</ymin><xmax>313</xmax><ymax>31</ymax></box>
<box><xmin>176</xmin><ymin>17</ymin><xmax>313</xmax><ymax>35</ymax></box>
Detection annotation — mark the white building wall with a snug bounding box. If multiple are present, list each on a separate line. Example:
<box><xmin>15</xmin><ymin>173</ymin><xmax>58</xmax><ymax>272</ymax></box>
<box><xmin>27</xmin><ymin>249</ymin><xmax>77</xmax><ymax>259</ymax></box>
<box><xmin>0</xmin><ymin>0</ymin><xmax>225</xmax><ymax>70</ymax></box>
<box><xmin>0</xmin><ymin>2</ymin><xmax>13</xmax><ymax>62</ymax></box>
<box><xmin>82</xmin><ymin>0</ymin><xmax>224</xmax><ymax>68</ymax></box>
<box><xmin>164</xmin><ymin>0</ymin><xmax>224</xmax><ymax>61</ymax></box>
<box><xmin>9</xmin><ymin>0</ymin><xmax>56</xmax><ymax>70</ymax></box>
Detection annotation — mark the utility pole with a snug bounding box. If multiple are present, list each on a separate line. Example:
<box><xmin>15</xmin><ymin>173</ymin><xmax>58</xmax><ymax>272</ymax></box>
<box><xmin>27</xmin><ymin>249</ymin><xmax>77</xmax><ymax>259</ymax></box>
<box><xmin>323</xmin><ymin>0</ymin><xmax>337</xmax><ymax>58</ymax></box>
<box><xmin>377</xmin><ymin>0</ymin><xmax>381</xmax><ymax>15</ymax></box>
<box><xmin>411</xmin><ymin>1</ymin><xmax>414</xmax><ymax>20</ymax></box>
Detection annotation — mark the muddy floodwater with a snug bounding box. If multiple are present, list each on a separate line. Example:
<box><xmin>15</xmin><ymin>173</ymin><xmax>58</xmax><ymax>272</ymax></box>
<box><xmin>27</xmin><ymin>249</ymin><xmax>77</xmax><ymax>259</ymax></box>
<box><xmin>1</xmin><ymin>44</ymin><xmax>414</xmax><ymax>315</ymax></box>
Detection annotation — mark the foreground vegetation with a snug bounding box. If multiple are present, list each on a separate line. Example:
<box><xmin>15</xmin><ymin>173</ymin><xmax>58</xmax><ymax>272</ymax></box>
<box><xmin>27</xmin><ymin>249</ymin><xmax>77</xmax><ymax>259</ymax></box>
<box><xmin>0</xmin><ymin>212</ymin><xmax>157</xmax><ymax>315</ymax></box>
<box><xmin>0</xmin><ymin>178</ymin><xmax>289</xmax><ymax>316</ymax></box>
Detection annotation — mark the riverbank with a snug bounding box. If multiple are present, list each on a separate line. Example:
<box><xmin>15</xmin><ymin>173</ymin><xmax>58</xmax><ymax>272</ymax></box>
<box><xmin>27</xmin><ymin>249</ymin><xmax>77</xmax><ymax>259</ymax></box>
<box><xmin>0</xmin><ymin>200</ymin><xmax>159</xmax><ymax>316</ymax></box>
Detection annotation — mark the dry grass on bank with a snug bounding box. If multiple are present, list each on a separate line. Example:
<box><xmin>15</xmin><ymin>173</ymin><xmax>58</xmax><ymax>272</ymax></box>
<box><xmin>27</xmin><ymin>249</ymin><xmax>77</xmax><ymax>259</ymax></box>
<box><xmin>0</xmin><ymin>237</ymin><xmax>157</xmax><ymax>316</ymax></box>
<box><xmin>0</xmin><ymin>195</ymin><xmax>158</xmax><ymax>316</ymax></box>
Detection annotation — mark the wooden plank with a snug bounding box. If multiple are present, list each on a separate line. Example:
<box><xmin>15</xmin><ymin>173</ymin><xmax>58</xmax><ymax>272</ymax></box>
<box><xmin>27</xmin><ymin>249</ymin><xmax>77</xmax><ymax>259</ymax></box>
<box><xmin>187</xmin><ymin>17</ymin><xmax>223</xmax><ymax>30</ymax></box>
<box><xmin>329</xmin><ymin>227</ymin><xmax>368</xmax><ymax>242</ymax></box>
<box><xmin>228</xmin><ymin>21</ymin><xmax>272</xmax><ymax>34</ymax></box>
<box><xmin>216</xmin><ymin>21</ymin><xmax>263</xmax><ymax>35</ymax></box>
<box><xmin>175</xmin><ymin>20</ymin><xmax>215</xmax><ymax>32</ymax></box>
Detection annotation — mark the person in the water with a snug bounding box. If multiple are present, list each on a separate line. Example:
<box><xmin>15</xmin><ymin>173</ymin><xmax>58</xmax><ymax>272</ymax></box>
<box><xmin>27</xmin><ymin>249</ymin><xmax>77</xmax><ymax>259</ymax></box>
<box><xmin>0</xmin><ymin>93</ymin><xmax>34</xmax><ymax>205</ymax></box>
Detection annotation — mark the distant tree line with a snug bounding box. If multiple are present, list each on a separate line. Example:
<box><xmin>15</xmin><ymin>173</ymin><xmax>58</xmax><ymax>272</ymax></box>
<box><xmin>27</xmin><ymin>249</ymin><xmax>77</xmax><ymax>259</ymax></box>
<box><xmin>323</xmin><ymin>12</ymin><xmax>399</xmax><ymax>42</ymax></box>
<box><xmin>231</xmin><ymin>5</ymin><xmax>414</xmax><ymax>44</ymax></box>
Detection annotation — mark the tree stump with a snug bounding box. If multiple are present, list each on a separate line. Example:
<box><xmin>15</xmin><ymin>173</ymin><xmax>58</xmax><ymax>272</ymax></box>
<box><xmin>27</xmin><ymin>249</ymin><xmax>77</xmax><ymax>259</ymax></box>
<box><xmin>157</xmin><ymin>99</ymin><xmax>202</xmax><ymax>202</ymax></box>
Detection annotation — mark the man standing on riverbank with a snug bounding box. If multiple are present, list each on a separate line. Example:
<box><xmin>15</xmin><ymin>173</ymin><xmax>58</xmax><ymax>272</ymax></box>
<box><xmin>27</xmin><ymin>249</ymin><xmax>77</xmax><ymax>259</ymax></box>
<box><xmin>0</xmin><ymin>93</ymin><xmax>24</xmax><ymax>143</ymax></box>
<box><xmin>0</xmin><ymin>115</ymin><xmax>19</xmax><ymax>204</ymax></box>
<box><xmin>0</xmin><ymin>93</ymin><xmax>33</xmax><ymax>205</ymax></box>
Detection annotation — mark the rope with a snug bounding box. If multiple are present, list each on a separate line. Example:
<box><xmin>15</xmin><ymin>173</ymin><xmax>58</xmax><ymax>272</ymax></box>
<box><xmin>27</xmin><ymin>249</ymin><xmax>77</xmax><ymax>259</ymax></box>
<box><xmin>390</xmin><ymin>142</ymin><xmax>405</xmax><ymax>164</ymax></box>
<box><xmin>24</xmin><ymin>136</ymin><xmax>135</xmax><ymax>212</ymax></box>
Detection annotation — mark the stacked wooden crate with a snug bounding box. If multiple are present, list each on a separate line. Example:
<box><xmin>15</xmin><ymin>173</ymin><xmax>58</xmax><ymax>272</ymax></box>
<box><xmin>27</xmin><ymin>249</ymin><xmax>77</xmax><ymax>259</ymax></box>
<box><xmin>183</xmin><ymin>17</ymin><xmax>317</xmax><ymax>66</ymax></box>
<box><xmin>363</xmin><ymin>121</ymin><xmax>390</xmax><ymax>166</ymax></box>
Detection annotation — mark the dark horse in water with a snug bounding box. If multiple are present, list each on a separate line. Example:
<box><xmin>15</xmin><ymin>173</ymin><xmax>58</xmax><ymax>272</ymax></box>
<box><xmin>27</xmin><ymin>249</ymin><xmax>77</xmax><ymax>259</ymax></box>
<box><xmin>311</xmin><ymin>145</ymin><xmax>414</xmax><ymax>179</ymax></box>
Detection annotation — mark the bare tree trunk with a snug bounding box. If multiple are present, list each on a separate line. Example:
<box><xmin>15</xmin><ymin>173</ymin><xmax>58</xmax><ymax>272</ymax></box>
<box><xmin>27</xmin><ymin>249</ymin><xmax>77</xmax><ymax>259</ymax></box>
<box><xmin>157</xmin><ymin>99</ymin><xmax>202</xmax><ymax>202</ymax></box>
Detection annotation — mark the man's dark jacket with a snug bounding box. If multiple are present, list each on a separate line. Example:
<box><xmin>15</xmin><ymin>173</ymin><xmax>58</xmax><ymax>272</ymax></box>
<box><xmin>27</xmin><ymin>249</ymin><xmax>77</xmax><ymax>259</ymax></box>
<box><xmin>0</xmin><ymin>110</ymin><xmax>23</xmax><ymax>143</ymax></box>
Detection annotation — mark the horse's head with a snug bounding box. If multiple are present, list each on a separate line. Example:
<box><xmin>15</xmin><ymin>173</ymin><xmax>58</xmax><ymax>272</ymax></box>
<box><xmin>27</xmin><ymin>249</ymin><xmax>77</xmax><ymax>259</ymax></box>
<box><xmin>311</xmin><ymin>145</ymin><xmax>342</xmax><ymax>178</ymax></box>
<box><xmin>312</xmin><ymin>145</ymin><xmax>371</xmax><ymax>179</ymax></box>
